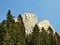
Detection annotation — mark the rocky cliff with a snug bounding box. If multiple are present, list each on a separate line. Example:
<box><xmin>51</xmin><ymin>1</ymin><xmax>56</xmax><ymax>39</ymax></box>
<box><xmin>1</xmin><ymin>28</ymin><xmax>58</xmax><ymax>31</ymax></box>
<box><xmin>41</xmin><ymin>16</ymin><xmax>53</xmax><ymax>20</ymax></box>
<box><xmin>21</xmin><ymin>13</ymin><xmax>56</xmax><ymax>35</ymax></box>
<box><xmin>22</xmin><ymin>13</ymin><xmax>37</xmax><ymax>34</ymax></box>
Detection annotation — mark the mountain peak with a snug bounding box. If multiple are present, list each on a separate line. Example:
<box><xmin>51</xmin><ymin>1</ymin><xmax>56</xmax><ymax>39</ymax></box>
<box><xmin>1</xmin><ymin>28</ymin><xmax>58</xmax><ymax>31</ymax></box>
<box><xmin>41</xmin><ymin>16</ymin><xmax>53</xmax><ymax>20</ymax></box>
<box><xmin>38</xmin><ymin>20</ymin><xmax>50</xmax><ymax>28</ymax></box>
<box><xmin>15</xmin><ymin>13</ymin><xmax>56</xmax><ymax>35</ymax></box>
<box><xmin>22</xmin><ymin>13</ymin><xmax>38</xmax><ymax>34</ymax></box>
<box><xmin>38</xmin><ymin>20</ymin><xmax>55</xmax><ymax>34</ymax></box>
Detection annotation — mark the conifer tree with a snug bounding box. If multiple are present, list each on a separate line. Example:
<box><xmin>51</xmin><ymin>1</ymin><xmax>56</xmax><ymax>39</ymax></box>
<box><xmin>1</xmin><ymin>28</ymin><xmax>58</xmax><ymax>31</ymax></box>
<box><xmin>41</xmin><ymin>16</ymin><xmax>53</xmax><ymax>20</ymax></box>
<box><xmin>30</xmin><ymin>24</ymin><xmax>40</xmax><ymax>45</ymax></box>
<box><xmin>0</xmin><ymin>20</ymin><xmax>6</xmax><ymax>45</ymax></box>
<box><xmin>0</xmin><ymin>10</ymin><xmax>60</xmax><ymax>45</ymax></box>
<box><xmin>39</xmin><ymin>27</ymin><xmax>47</xmax><ymax>45</ymax></box>
<box><xmin>26</xmin><ymin>34</ymin><xmax>32</xmax><ymax>45</ymax></box>
<box><xmin>55</xmin><ymin>32</ymin><xmax>60</xmax><ymax>45</ymax></box>
<box><xmin>15</xmin><ymin>14</ymin><xmax>26</xmax><ymax>45</ymax></box>
<box><xmin>47</xmin><ymin>26</ymin><xmax>56</xmax><ymax>45</ymax></box>
<box><xmin>4</xmin><ymin>10</ymin><xmax>15</xmax><ymax>45</ymax></box>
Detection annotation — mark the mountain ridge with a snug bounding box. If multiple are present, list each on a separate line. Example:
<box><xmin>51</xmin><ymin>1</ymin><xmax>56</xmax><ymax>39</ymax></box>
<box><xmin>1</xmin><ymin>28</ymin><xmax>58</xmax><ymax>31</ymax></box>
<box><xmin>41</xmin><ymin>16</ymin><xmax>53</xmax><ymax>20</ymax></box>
<box><xmin>0</xmin><ymin>10</ymin><xmax>60</xmax><ymax>45</ymax></box>
<box><xmin>15</xmin><ymin>13</ymin><xmax>57</xmax><ymax>35</ymax></box>
<box><xmin>22</xmin><ymin>13</ymin><xmax>56</xmax><ymax>35</ymax></box>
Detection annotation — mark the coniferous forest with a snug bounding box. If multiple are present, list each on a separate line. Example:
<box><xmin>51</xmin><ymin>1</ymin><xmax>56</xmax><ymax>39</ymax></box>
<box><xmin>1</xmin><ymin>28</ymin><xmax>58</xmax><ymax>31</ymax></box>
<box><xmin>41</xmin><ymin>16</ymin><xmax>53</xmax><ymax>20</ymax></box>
<box><xmin>0</xmin><ymin>10</ymin><xmax>60</xmax><ymax>45</ymax></box>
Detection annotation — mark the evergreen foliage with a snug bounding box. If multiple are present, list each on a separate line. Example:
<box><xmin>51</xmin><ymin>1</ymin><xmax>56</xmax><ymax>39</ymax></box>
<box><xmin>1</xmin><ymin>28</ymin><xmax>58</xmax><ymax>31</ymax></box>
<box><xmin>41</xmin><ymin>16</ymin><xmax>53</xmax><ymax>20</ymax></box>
<box><xmin>30</xmin><ymin>24</ymin><xmax>40</xmax><ymax>45</ymax></box>
<box><xmin>0</xmin><ymin>20</ymin><xmax>6</xmax><ymax>45</ymax></box>
<box><xmin>55</xmin><ymin>32</ymin><xmax>60</xmax><ymax>45</ymax></box>
<box><xmin>0</xmin><ymin>10</ymin><xmax>60</xmax><ymax>45</ymax></box>
<box><xmin>40</xmin><ymin>27</ymin><xmax>47</xmax><ymax>45</ymax></box>
<box><xmin>15</xmin><ymin>14</ymin><xmax>26</xmax><ymax>45</ymax></box>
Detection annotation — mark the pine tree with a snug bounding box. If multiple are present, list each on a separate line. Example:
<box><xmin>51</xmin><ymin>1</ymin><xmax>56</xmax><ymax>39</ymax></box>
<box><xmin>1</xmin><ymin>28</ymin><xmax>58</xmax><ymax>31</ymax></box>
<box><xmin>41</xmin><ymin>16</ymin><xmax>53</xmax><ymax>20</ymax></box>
<box><xmin>4</xmin><ymin>10</ymin><xmax>15</xmax><ymax>45</ymax></box>
<box><xmin>0</xmin><ymin>10</ymin><xmax>60</xmax><ymax>45</ymax></box>
<box><xmin>39</xmin><ymin>27</ymin><xmax>47</xmax><ymax>45</ymax></box>
<box><xmin>6</xmin><ymin>10</ymin><xmax>15</xmax><ymax>29</ymax></box>
<box><xmin>55</xmin><ymin>32</ymin><xmax>60</xmax><ymax>45</ymax></box>
<box><xmin>26</xmin><ymin>34</ymin><xmax>32</xmax><ymax>45</ymax></box>
<box><xmin>47</xmin><ymin>26</ymin><xmax>56</xmax><ymax>45</ymax></box>
<box><xmin>15</xmin><ymin>14</ymin><xmax>26</xmax><ymax>45</ymax></box>
<box><xmin>0</xmin><ymin>20</ymin><xmax>6</xmax><ymax>45</ymax></box>
<box><xmin>30</xmin><ymin>24</ymin><xmax>40</xmax><ymax>45</ymax></box>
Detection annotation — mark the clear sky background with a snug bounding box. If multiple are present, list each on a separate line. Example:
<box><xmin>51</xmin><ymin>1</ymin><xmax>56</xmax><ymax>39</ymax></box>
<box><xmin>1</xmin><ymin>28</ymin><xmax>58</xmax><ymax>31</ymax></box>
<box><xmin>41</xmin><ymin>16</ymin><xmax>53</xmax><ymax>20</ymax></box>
<box><xmin>0</xmin><ymin>0</ymin><xmax>60</xmax><ymax>34</ymax></box>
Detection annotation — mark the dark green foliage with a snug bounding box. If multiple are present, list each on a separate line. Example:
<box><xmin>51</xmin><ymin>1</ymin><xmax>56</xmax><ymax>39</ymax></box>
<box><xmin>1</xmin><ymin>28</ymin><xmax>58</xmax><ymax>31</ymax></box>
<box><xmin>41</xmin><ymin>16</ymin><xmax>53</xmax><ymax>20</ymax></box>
<box><xmin>0</xmin><ymin>10</ymin><xmax>60</xmax><ymax>45</ymax></box>
<box><xmin>0</xmin><ymin>10</ymin><xmax>26</xmax><ymax>45</ymax></box>
<box><xmin>55</xmin><ymin>32</ymin><xmax>60</xmax><ymax>45</ymax></box>
<box><xmin>15</xmin><ymin>14</ymin><xmax>26</xmax><ymax>45</ymax></box>
<box><xmin>48</xmin><ymin>26</ymin><xmax>53</xmax><ymax>34</ymax></box>
<box><xmin>6</xmin><ymin>10</ymin><xmax>15</xmax><ymax>29</ymax></box>
<box><xmin>47</xmin><ymin>26</ymin><xmax>57</xmax><ymax>45</ymax></box>
<box><xmin>3</xmin><ymin>10</ymin><xmax>15</xmax><ymax>45</ymax></box>
<box><xmin>40</xmin><ymin>27</ymin><xmax>47</xmax><ymax>45</ymax></box>
<box><xmin>0</xmin><ymin>20</ymin><xmax>6</xmax><ymax>45</ymax></box>
<box><xmin>30</xmin><ymin>24</ymin><xmax>40</xmax><ymax>45</ymax></box>
<box><xmin>26</xmin><ymin>34</ymin><xmax>32</xmax><ymax>45</ymax></box>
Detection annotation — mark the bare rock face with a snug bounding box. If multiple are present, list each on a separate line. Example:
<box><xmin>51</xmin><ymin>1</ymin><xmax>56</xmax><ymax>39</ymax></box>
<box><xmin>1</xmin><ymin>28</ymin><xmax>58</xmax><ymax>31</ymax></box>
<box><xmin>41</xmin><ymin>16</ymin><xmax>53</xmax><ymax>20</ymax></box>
<box><xmin>22</xmin><ymin>13</ymin><xmax>37</xmax><ymax>34</ymax></box>
<box><xmin>38</xmin><ymin>20</ymin><xmax>55</xmax><ymax>34</ymax></box>
<box><xmin>15</xmin><ymin>13</ymin><xmax>55</xmax><ymax>35</ymax></box>
<box><xmin>22</xmin><ymin>13</ymin><xmax>55</xmax><ymax>35</ymax></box>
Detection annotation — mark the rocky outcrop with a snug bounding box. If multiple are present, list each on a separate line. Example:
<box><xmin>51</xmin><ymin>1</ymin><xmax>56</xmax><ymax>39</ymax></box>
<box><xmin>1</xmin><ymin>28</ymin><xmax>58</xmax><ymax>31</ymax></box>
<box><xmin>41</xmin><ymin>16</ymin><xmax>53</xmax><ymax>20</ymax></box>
<box><xmin>22</xmin><ymin>13</ymin><xmax>56</xmax><ymax>35</ymax></box>
<box><xmin>22</xmin><ymin>13</ymin><xmax>37</xmax><ymax>34</ymax></box>
<box><xmin>38</xmin><ymin>20</ymin><xmax>55</xmax><ymax>34</ymax></box>
<box><xmin>15</xmin><ymin>13</ymin><xmax>56</xmax><ymax>35</ymax></box>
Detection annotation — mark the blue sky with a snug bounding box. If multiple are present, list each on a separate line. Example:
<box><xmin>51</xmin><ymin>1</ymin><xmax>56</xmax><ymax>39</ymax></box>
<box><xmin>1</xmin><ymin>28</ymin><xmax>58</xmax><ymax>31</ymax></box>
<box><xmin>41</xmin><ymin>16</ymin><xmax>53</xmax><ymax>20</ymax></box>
<box><xmin>0</xmin><ymin>0</ymin><xmax>60</xmax><ymax>34</ymax></box>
